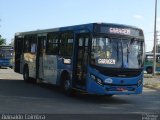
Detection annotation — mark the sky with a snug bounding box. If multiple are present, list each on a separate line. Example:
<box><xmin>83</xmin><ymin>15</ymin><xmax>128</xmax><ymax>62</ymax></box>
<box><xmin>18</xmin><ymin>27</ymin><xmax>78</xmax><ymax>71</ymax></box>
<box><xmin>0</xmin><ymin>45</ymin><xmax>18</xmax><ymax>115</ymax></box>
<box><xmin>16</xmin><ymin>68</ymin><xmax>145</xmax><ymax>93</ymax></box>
<box><xmin>0</xmin><ymin>0</ymin><xmax>160</xmax><ymax>52</ymax></box>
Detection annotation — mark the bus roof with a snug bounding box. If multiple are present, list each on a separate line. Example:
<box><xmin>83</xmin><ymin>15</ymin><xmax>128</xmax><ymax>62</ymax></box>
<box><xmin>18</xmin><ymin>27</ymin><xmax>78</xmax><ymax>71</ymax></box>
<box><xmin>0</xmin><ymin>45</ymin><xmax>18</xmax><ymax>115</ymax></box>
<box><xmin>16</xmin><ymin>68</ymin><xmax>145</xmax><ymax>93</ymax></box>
<box><xmin>0</xmin><ymin>45</ymin><xmax>13</xmax><ymax>50</ymax></box>
<box><xmin>15</xmin><ymin>22</ymin><xmax>143</xmax><ymax>36</ymax></box>
<box><xmin>0</xmin><ymin>45</ymin><xmax>13</xmax><ymax>47</ymax></box>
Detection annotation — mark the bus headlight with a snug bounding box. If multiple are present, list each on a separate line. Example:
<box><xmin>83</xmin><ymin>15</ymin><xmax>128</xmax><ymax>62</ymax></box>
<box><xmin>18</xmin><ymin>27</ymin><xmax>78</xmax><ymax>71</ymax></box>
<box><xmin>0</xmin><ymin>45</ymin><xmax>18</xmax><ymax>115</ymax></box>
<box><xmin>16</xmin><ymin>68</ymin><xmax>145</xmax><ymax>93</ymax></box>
<box><xmin>138</xmin><ymin>79</ymin><xmax>142</xmax><ymax>86</ymax></box>
<box><xmin>90</xmin><ymin>74</ymin><xmax>103</xmax><ymax>86</ymax></box>
<box><xmin>97</xmin><ymin>78</ymin><xmax>103</xmax><ymax>86</ymax></box>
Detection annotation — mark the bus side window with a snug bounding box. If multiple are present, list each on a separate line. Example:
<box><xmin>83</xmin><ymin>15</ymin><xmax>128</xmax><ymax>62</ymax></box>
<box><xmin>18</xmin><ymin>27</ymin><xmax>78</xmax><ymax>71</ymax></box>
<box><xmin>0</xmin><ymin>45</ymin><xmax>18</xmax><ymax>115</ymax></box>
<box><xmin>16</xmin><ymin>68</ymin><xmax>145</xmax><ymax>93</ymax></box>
<box><xmin>24</xmin><ymin>36</ymin><xmax>30</xmax><ymax>52</ymax></box>
<box><xmin>31</xmin><ymin>43</ymin><xmax>36</xmax><ymax>53</ymax></box>
<box><xmin>59</xmin><ymin>31</ymin><xmax>73</xmax><ymax>58</ymax></box>
<box><xmin>24</xmin><ymin>35</ymin><xmax>37</xmax><ymax>53</ymax></box>
<box><xmin>46</xmin><ymin>32</ymin><xmax>59</xmax><ymax>55</ymax></box>
<box><xmin>78</xmin><ymin>38</ymin><xmax>83</xmax><ymax>60</ymax></box>
<box><xmin>157</xmin><ymin>56</ymin><xmax>160</xmax><ymax>63</ymax></box>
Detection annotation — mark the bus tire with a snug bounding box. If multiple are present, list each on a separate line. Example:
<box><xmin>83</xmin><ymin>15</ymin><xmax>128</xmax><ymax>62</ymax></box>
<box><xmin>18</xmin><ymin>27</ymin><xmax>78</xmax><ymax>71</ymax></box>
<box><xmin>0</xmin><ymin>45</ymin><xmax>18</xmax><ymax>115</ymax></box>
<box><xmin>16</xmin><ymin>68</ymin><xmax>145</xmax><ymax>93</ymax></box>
<box><xmin>146</xmin><ymin>67</ymin><xmax>153</xmax><ymax>74</ymax></box>
<box><xmin>23</xmin><ymin>66</ymin><xmax>30</xmax><ymax>82</ymax></box>
<box><xmin>61</xmin><ymin>74</ymin><xmax>74</xmax><ymax>96</ymax></box>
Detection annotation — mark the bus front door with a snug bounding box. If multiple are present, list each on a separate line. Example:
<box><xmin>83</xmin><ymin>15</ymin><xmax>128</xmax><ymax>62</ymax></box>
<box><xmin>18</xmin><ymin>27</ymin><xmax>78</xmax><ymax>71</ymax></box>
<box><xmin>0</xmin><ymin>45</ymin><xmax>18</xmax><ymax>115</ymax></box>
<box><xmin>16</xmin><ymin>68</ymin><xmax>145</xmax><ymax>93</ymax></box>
<box><xmin>74</xmin><ymin>33</ymin><xmax>89</xmax><ymax>86</ymax></box>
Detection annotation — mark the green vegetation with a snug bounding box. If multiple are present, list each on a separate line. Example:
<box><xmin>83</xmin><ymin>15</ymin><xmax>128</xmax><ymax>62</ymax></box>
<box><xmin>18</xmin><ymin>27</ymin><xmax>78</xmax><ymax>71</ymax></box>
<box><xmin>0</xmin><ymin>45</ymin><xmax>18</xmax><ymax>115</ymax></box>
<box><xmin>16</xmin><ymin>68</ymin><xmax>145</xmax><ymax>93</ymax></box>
<box><xmin>0</xmin><ymin>35</ymin><xmax>6</xmax><ymax>45</ymax></box>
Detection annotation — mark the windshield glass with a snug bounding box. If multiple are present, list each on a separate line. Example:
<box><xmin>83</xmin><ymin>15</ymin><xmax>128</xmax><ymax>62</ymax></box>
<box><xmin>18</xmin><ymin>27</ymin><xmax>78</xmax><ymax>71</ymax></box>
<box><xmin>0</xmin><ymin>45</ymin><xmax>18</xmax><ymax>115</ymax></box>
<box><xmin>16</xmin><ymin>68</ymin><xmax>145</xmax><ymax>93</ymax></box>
<box><xmin>91</xmin><ymin>37</ymin><xmax>144</xmax><ymax>69</ymax></box>
<box><xmin>0</xmin><ymin>49</ymin><xmax>13</xmax><ymax>59</ymax></box>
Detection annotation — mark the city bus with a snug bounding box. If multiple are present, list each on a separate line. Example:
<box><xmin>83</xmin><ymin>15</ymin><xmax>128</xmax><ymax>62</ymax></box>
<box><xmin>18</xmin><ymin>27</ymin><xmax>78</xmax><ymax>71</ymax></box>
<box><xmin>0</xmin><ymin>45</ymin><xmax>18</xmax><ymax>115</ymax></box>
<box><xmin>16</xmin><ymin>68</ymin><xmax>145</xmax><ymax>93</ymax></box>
<box><xmin>14</xmin><ymin>23</ymin><xmax>145</xmax><ymax>96</ymax></box>
<box><xmin>144</xmin><ymin>53</ymin><xmax>160</xmax><ymax>74</ymax></box>
<box><xmin>0</xmin><ymin>45</ymin><xmax>13</xmax><ymax>68</ymax></box>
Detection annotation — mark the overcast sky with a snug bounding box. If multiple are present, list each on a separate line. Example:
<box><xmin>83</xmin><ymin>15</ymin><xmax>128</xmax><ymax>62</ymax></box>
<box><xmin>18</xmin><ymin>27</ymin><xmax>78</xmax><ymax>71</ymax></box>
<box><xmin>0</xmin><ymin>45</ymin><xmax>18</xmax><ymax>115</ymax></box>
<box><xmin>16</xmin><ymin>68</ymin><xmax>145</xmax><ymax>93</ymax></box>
<box><xmin>0</xmin><ymin>0</ymin><xmax>160</xmax><ymax>52</ymax></box>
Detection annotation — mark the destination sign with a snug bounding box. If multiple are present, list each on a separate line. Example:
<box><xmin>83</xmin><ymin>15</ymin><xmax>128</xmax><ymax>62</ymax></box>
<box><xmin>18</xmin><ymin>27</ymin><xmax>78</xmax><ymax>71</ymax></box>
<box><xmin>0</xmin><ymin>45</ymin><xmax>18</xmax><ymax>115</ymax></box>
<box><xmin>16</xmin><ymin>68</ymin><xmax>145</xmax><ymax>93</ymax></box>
<box><xmin>109</xmin><ymin>28</ymin><xmax>131</xmax><ymax>35</ymax></box>
<box><xmin>94</xmin><ymin>24</ymin><xmax>143</xmax><ymax>38</ymax></box>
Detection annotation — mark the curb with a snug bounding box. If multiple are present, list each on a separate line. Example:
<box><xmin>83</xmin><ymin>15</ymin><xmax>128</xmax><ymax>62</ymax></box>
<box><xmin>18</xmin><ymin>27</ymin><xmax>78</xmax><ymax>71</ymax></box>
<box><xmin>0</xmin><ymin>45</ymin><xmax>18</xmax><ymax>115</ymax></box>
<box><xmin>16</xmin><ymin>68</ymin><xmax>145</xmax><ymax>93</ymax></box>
<box><xmin>144</xmin><ymin>84</ymin><xmax>160</xmax><ymax>91</ymax></box>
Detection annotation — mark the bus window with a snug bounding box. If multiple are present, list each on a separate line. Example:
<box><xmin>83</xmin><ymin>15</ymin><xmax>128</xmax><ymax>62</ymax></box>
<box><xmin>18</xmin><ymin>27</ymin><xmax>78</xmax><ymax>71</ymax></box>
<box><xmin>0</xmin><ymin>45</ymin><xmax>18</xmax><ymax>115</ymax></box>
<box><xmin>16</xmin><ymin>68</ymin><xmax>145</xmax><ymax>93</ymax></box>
<box><xmin>59</xmin><ymin>32</ymin><xmax>73</xmax><ymax>57</ymax></box>
<box><xmin>31</xmin><ymin>43</ymin><xmax>36</xmax><ymax>53</ymax></box>
<box><xmin>157</xmin><ymin>56</ymin><xmax>160</xmax><ymax>63</ymax></box>
<box><xmin>24</xmin><ymin>37</ymin><xmax>30</xmax><ymax>52</ymax></box>
<box><xmin>24</xmin><ymin>35</ymin><xmax>37</xmax><ymax>53</ymax></box>
<box><xmin>46</xmin><ymin>32</ymin><xmax>59</xmax><ymax>55</ymax></box>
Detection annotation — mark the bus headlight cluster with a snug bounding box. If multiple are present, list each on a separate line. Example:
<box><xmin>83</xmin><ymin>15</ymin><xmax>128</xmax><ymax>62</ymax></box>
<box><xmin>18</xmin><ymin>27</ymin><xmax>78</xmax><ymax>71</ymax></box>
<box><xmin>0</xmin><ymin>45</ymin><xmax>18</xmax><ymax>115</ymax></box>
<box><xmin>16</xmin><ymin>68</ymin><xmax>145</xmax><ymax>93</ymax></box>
<box><xmin>138</xmin><ymin>79</ymin><xmax>142</xmax><ymax>86</ymax></box>
<box><xmin>90</xmin><ymin>74</ymin><xmax>103</xmax><ymax>86</ymax></box>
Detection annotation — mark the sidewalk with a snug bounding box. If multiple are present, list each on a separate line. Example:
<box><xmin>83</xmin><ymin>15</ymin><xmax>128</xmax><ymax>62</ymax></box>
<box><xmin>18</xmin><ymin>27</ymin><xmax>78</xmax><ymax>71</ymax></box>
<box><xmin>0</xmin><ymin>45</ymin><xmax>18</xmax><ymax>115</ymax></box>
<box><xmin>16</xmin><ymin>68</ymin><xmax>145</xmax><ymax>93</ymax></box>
<box><xmin>143</xmin><ymin>74</ymin><xmax>160</xmax><ymax>90</ymax></box>
<box><xmin>0</xmin><ymin>68</ymin><xmax>23</xmax><ymax>80</ymax></box>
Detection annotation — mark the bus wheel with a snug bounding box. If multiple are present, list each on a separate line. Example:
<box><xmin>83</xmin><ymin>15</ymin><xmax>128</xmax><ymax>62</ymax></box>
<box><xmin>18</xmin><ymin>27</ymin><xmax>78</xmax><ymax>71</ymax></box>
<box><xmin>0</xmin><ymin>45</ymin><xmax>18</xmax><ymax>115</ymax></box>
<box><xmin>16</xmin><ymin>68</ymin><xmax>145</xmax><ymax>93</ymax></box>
<box><xmin>62</xmin><ymin>76</ymin><xmax>74</xmax><ymax>96</ymax></box>
<box><xmin>23</xmin><ymin>66</ymin><xmax>30</xmax><ymax>82</ymax></box>
<box><xmin>146</xmin><ymin>67</ymin><xmax>153</xmax><ymax>74</ymax></box>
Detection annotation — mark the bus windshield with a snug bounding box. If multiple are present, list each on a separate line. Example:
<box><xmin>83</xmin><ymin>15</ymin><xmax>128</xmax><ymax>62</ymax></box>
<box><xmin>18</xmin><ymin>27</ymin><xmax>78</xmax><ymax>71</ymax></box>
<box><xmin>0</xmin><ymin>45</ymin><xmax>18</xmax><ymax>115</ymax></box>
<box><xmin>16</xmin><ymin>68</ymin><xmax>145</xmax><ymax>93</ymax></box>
<box><xmin>91</xmin><ymin>37</ymin><xmax>144</xmax><ymax>69</ymax></box>
<box><xmin>0</xmin><ymin>48</ymin><xmax>13</xmax><ymax>59</ymax></box>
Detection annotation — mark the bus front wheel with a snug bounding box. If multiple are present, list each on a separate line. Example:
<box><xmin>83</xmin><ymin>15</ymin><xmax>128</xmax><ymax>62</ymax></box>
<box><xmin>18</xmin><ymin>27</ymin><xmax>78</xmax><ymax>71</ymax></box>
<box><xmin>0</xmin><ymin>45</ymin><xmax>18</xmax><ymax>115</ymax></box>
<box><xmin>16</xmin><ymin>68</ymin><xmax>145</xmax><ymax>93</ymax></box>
<box><xmin>146</xmin><ymin>67</ymin><xmax>153</xmax><ymax>74</ymax></box>
<box><xmin>62</xmin><ymin>75</ymin><xmax>74</xmax><ymax>96</ymax></box>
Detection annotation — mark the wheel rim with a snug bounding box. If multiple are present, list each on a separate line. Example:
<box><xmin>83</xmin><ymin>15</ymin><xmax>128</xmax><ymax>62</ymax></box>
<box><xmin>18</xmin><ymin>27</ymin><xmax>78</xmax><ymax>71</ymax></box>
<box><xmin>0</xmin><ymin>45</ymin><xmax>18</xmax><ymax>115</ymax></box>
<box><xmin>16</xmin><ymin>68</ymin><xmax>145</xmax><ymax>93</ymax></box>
<box><xmin>64</xmin><ymin>79</ymin><xmax>70</xmax><ymax>91</ymax></box>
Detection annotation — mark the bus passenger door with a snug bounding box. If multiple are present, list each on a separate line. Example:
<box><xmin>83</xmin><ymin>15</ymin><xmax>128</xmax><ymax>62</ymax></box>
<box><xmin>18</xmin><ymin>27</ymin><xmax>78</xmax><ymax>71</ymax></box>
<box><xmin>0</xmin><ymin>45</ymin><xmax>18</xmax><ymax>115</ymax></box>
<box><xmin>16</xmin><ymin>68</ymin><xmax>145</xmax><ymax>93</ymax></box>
<box><xmin>14</xmin><ymin>36</ymin><xmax>24</xmax><ymax>73</ymax></box>
<box><xmin>74</xmin><ymin>33</ymin><xmax>90</xmax><ymax>86</ymax></box>
<box><xmin>36</xmin><ymin>35</ymin><xmax>46</xmax><ymax>80</ymax></box>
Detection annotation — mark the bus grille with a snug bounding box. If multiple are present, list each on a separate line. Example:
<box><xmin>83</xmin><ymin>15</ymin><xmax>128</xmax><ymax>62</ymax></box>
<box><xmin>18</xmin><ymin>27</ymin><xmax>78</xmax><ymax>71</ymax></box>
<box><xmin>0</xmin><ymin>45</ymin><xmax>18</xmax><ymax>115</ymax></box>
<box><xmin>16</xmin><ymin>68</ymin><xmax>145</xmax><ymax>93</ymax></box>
<box><xmin>99</xmin><ymin>69</ymin><xmax>142</xmax><ymax>77</ymax></box>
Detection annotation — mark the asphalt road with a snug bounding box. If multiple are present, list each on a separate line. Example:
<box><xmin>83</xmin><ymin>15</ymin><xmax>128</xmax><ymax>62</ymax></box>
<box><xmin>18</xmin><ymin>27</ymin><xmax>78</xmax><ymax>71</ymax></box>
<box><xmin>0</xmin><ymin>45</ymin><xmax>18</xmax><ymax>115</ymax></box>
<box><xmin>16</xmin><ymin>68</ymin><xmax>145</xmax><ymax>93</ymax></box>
<box><xmin>0</xmin><ymin>68</ymin><xmax>160</xmax><ymax>120</ymax></box>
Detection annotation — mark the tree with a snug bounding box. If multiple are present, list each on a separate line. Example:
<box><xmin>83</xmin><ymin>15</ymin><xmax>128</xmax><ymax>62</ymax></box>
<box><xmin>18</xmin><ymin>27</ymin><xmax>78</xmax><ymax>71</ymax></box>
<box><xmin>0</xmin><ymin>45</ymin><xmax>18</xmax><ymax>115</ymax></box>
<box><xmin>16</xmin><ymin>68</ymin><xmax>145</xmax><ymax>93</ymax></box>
<box><xmin>0</xmin><ymin>35</ymin><xmax>6</xmax><ymax>45</ymax></box>
<box><xmin>9</xmin><ymin>38</ymin><xmax>14</xmax><ymax>47</ymax></box>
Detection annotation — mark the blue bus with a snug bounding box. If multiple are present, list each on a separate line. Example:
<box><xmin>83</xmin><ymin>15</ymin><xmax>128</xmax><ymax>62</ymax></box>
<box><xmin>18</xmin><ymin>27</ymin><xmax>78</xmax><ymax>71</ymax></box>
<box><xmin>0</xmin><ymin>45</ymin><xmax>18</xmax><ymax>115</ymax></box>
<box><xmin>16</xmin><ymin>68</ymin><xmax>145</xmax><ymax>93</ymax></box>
<box><xmin>14</xmin><ymin>23</ymin><xmax>145</xmax><ymax>96</ymax></box>
<box><xmin>0</xmin><ymin>45</ymin><xmax>13</xmax><ymax>68</ymax></box>
<box><xmin>144</xmin><ymin>53</ymin><xmax>160</xmax><ymax>74</ymax></box>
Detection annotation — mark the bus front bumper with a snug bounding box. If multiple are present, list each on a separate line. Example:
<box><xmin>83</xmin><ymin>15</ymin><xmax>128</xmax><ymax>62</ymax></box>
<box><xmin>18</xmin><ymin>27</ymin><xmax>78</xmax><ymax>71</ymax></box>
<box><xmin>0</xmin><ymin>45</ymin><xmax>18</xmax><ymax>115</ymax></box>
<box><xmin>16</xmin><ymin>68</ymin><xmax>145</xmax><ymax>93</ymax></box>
<box><xmin>87</xmin><ymin>79</ymin><xmax>143</xmax><ymax>95</ymax></box>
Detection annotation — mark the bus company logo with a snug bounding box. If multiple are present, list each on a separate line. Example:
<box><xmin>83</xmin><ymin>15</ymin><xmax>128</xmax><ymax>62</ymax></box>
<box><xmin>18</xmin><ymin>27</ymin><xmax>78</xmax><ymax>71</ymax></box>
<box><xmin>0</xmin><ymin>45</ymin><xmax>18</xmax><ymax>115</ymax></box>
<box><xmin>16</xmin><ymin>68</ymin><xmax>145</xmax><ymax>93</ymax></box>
<box><xmin>104</xmin><ymin>78</ymin><xmax>113</xmax><ymax>84</ymax></box>
<box><xmin>109</xmin><ymin>27</ymin><xmax>131</xmax><ymax>35</ymax></box>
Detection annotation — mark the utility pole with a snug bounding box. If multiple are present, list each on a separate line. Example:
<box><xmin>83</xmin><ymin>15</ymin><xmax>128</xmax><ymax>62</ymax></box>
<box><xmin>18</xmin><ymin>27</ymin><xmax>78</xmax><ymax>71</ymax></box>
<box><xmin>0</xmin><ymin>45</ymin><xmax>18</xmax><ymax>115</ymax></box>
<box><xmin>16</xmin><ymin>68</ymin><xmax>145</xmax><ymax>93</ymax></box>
<box><xmin>156</xmin><ymin>31</ymin><xmax>159</xmax><ymax>53</ymax></box>
<box><xmin>157</xmin><ymin>31</ymin><xmax>160</xmax><ymax>53</ymax></box>
<box><xmin>153</xmin><ymin>0</ymin><xmax>157</xmax><ymax>76</ymax></box>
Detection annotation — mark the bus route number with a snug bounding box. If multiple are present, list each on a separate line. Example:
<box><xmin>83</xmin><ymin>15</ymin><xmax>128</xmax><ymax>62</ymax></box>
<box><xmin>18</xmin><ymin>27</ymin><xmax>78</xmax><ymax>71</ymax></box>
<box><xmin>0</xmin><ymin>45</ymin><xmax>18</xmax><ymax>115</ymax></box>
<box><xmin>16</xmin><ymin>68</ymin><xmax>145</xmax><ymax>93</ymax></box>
<box><xmin>98</xmin><ymin>59</ymin><xmax>116</xmax><ymax>64</ymax></box>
